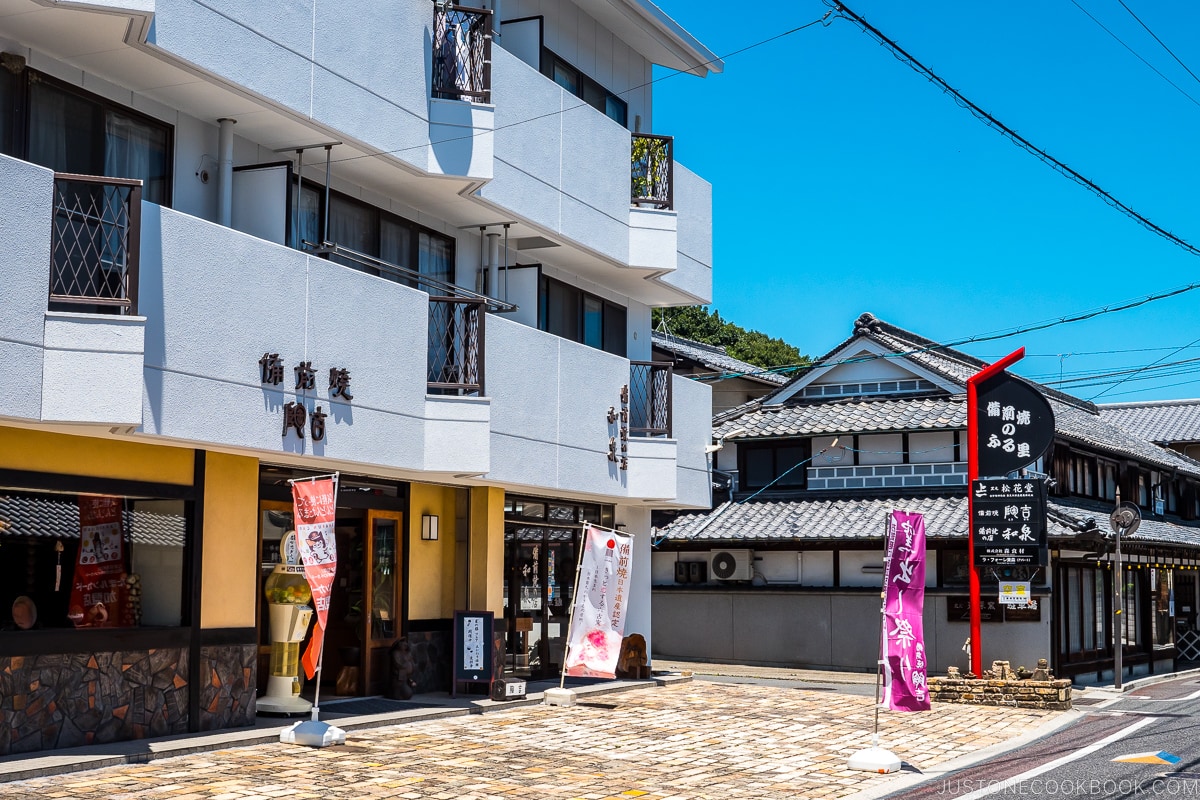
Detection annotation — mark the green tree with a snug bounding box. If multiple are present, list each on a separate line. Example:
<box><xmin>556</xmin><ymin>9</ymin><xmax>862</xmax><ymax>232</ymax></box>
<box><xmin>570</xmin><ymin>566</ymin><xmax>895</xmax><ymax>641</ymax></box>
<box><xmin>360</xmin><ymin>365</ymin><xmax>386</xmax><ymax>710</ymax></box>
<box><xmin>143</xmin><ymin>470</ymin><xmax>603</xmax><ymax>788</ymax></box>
<box><xmin>653</xmin><ymin>307</ymin><xmax>808</xmax><ymax>371</ymax></box>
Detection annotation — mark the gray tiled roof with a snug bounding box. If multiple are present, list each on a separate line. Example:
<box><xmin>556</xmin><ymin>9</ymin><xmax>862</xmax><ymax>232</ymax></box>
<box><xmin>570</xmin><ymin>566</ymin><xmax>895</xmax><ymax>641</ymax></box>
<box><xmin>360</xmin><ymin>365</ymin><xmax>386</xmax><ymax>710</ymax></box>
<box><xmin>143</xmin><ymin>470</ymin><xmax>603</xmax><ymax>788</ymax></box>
<box><xmin>652</xmin><ymin>332</ymin><xmax>792</xmax><ymax>386</ymax></box>
<box><xmin>1049</xmin><ymin>398</ymin><xmax>1200</xmax><ymax>476</ymax></box>
<box><xmin>723</xmin><ymin>313</ymin><xmax>1200</xmax><ymax>479</ymax></box>
<box><xmin>0</xmin><ymin>495</ymin><xmax>186</xmax><ymax>547</ymax></box>
<box><xmin>1047</xmin><ymin>497</ymin><xmax>1200</xmax><ymax>549</ymax></box>
<box><xmin>1098</xmin><ymin>399</ymin><xmax>1200</xmax><ymax>445</ymax></box>
<box><xmin>655</xmin><ymin>493</ymin><xmax>1200</xmax><ymax>549</ymax></box>
<box><xmin>715</xmin><ymin>396</ymin><xmax>965</xmax><ymax>439</ymax></box>
<box><xmin>654</xmin><ymin>495</ymin><xmax>971</xmax><ymax>543</ymax></box>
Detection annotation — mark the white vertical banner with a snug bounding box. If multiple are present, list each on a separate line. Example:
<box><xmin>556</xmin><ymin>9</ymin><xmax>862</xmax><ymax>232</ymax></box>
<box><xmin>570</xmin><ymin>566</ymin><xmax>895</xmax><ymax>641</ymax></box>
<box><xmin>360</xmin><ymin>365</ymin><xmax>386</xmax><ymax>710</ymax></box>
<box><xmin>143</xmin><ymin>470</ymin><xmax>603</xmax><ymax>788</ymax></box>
<box><xmin>564</xmin><ymin>524</ymin><xmax>634</xmax><ymax>678</ymax></box>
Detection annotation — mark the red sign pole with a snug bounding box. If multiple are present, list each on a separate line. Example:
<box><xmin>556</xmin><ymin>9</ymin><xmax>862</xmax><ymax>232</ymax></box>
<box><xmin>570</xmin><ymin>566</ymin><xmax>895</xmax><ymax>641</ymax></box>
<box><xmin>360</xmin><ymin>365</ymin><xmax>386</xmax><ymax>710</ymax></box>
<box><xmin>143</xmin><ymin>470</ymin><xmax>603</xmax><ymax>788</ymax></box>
<box><xmin>965</xmin><ymin>347</ymin><xmax>1025</xmax><ymax>677</ymax></box>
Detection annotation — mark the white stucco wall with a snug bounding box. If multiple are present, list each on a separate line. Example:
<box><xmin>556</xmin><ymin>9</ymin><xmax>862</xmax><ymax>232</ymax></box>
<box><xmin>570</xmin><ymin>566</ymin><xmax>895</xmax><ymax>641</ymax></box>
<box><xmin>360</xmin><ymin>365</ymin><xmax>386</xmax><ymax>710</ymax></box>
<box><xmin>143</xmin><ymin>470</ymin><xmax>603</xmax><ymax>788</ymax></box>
<box><xmin>140</xmin><ymin>203</ymin><xmax>437</xmax><ymax>470</ymax></box>
<box><xmin>652</xmin><ymin>589</ymin><xmax>1052</xmax><ymax>674</ymax></box>
<box><xmin>0</xmin><ymin>155</ymin><xmax>52</xmax><ymax>422</ymax></box>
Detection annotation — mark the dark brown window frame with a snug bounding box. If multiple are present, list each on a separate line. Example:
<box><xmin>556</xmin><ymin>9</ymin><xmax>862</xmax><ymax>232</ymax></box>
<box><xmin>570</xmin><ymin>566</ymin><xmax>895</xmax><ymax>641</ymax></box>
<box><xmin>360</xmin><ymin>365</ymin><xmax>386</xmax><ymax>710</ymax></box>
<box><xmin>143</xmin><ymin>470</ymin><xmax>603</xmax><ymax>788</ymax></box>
<box><xmin>737</xmin><ymin>439</ymin><xmax>812</xmax><ymax>492</ymax></box>
<box><xmin>0</xmin><ymin>63</ymin><xmax>174</xmax><ymax>207</ymax></box>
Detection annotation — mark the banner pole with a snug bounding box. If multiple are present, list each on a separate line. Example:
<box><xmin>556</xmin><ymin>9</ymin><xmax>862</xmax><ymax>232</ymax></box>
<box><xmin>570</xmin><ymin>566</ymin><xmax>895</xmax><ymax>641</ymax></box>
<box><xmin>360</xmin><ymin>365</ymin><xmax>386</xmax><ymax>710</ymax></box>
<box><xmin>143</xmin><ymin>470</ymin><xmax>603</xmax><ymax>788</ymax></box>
<box><xmin>874</xmin><ymin>512</ymin><xmax>891</xmax><ymax>746</ymax></box>
<box><xmin>558</xmin><ymin>524</ymin><xmax>592</xmax><ymax>691</ymax></box>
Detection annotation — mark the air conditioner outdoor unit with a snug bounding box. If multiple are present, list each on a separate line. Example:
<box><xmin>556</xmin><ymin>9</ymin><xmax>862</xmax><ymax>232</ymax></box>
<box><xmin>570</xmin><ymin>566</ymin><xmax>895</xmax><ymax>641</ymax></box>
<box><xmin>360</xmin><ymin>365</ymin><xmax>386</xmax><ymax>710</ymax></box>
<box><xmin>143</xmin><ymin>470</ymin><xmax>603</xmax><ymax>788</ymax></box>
<box><xmin>710</xmin><ymin>549</ymin><xmax>753</xmax><ymax>581</ymax></box>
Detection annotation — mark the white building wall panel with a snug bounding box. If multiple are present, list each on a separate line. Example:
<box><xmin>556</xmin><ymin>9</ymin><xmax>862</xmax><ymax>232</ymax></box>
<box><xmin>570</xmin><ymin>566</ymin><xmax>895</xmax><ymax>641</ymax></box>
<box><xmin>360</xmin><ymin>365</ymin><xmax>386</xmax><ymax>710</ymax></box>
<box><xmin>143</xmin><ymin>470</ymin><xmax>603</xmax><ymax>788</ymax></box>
<box><xmin>140</xmin><ymin>205</ymin><xmax>431</xmax><ymax>470</ymax></box>
<box><xmin>0</xmin><ymin>155</ymin><xmax>51</xmax><ymax>422</ymax></box>
<box><xmin>671</xmin><ymin>374</ymin><xmax>713</xmax><ymax>509</ymax></box>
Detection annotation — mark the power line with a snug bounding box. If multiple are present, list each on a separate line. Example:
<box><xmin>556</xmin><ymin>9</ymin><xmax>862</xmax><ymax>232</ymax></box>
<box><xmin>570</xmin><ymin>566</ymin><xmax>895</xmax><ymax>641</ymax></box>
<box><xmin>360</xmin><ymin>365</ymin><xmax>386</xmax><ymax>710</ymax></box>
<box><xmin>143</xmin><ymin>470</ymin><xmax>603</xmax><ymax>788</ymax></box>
<box><xmin>316</xmin><ymin>12</ymin><xmax>834</xmax><ymax>168</ymax></box>
<box><xmin>1088</xmin><ymin>334</ymin><xmax>1200</xmax><ymax>401</ymax></box>
<box><xmin>1115</xmin><ymin>0</ymin><xmax>1200</xmax><ymax>88</ymax></box>
<box><xmin>829</xmin><ymin>1</ymin><xmax>1200</xmax><ymax>261</ymax></box>
<box><xmin>688</xmin><ymin>277</ymin><xmax>1200</xmax><ymax>385</ymax></box>
<box><xmin>1066</xmin><ymin>0</ymin><xmax>1200</xmax><ymax>109</ymax></box>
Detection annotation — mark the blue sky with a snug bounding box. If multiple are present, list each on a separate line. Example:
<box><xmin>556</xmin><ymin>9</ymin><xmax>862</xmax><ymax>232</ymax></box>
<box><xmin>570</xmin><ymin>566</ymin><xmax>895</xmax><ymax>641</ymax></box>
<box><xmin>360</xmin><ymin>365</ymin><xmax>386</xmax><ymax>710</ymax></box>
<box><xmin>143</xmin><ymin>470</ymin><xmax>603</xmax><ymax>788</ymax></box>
<box><xmin>652</xmin><ymin>0</ymin><xmax>1200</xmax><ymax>403</ymax></box>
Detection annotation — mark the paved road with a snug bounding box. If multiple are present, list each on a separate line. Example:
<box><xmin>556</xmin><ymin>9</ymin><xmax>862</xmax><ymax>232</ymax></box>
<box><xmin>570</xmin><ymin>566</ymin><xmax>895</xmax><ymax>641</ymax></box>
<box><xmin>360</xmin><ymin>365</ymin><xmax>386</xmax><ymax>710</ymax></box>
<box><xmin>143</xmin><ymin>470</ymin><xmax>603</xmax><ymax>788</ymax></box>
<box><xmin>881</xmin><ymin>675</ymin><xmax>1200</xmax><ymax>800</ymax></box>
<box><xmin>0</xmin><ymin>680</ymin><xmax>1064</xmax><ymax>800</ymax></box>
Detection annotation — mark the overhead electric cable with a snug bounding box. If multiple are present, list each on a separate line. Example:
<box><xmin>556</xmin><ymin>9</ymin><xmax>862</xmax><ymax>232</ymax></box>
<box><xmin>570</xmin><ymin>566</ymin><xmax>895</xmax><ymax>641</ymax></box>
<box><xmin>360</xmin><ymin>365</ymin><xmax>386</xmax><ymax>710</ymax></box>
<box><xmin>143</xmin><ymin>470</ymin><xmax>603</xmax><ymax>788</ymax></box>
<box><xmin>1066</xmin><ymin>0</ymin><xmax>1200</xmax><ymax>109</ymax></box>
<box><xmin>319</xmin><ymin>12</ymin><xmax>834</xmax><ymax>168</ymax></box>
<box><xmin>689</xmin><ymin>278</ymin><xmax>1200</xmax><ymax>386</ymax></box>
<box><xmin>829</xmin><ymin>1</ymin><xmax>1200</xmax><ymax>261</ymax></box>
<box><xmin>1115</xmin><ymin>0</ymin><xmax>1200</xmax><ymax>88</ymax></box>
<box><xmin>1088</xmin><ymin>334</ymin><xmax>1200</xmax><ymax>401</ymax></box>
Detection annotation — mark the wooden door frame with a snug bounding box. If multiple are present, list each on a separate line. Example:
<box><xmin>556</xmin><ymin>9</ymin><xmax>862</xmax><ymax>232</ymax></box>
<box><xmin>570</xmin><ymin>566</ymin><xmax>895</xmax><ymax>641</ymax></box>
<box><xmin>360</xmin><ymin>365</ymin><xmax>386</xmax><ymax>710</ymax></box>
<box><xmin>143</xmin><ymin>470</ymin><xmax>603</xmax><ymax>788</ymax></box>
<box><xmin>362</xmin><ymin>509</ymin><xmax>404</xmax><ymax>695</ymax></box>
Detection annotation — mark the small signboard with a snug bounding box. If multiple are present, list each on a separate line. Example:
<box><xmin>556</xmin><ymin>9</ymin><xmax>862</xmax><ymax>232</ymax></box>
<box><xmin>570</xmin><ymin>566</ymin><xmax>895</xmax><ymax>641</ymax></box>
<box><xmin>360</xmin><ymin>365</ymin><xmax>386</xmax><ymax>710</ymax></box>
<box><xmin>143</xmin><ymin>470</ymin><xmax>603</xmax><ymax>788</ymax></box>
<box><xmin>998</xmin><ymin>581</ymin><xmax>1032</xmax><ymax>605</ymax></box>
<box><xmin>975</xmin><ymin>373</ymin><xmax>1055</xmax><ymax>477</ymax></box>
<box><xmin>1004</xmin><ymin>599</ymin><xmax>1041</xmax><ymax>622</ymax></box>
<box><xmin>949</xmin><ymin>596</ymin><xmax>1002</xmax><ymax>623</ymax></box>
<box><xmin>971</xmin><ymin>478</ymin><xmax>1048</xmax><ymax>567</ymax></box>
<box><xmin>451</xmin><ymin>610</ymin><xmax>494</xmax><ymax>698</ymax></box>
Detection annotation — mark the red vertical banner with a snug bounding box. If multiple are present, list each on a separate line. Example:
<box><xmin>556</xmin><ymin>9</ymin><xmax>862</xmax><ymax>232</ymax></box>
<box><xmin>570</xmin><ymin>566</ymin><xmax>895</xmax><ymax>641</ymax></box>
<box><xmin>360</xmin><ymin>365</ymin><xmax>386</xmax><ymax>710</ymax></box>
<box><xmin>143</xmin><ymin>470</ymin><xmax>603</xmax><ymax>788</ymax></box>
<box><xmin>69</xmin><ymin>496</ymin><xmax>130</xmax><ymax>628</ymax></box>
<box><xmin>292</xmin><ymin>476</ymin><xmax>338</xmax><ymax>680</ymax></box>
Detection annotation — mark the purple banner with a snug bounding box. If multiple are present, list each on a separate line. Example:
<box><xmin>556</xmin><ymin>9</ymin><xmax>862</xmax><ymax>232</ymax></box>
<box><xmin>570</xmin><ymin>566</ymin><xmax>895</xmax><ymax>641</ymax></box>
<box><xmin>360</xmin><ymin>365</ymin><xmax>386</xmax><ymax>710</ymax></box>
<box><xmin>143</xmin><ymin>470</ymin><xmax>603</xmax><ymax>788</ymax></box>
<box><xmin>882</xmin><ymin>510</ymin><xmax>930</xmax><ymax>712</ymax></box>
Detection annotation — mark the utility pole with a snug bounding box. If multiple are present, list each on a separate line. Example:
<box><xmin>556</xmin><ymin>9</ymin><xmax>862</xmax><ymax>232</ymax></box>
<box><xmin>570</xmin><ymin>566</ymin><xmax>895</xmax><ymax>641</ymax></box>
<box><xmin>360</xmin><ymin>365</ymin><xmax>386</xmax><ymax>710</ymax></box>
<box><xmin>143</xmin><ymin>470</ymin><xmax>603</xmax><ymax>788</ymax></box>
<box><xmin>1110</xmin><ymin>490</ymin><xmax>1141</xmax><ymax>691</ymax></box>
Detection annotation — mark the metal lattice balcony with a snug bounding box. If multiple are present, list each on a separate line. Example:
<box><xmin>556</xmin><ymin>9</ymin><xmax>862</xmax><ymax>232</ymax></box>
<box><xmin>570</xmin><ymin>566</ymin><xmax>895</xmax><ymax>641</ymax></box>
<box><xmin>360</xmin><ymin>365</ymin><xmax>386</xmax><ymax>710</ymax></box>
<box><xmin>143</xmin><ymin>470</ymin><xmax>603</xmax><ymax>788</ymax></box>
<box><xmin>433</xmin><ymin>5</ymin><xmax>493</xmax><ymax>103</ymax></box>
<box><xmin>50</xmin><ymin>174</ymin><xmax>142</xmax><ymax>314</ymax></box>
<box><xmin>428</xmin><ymin>297</ymin><xmax>485</xmax><ymax>396</ymax></box>
<box><xmin>630</xmin><ymin>361</ymin><xmax>673</xmax><ymax>437</ymax></box>
<box><xmin>631</xmin><ymin>134</ymin><xmax>673</xmax><ymax>211</ymax></box>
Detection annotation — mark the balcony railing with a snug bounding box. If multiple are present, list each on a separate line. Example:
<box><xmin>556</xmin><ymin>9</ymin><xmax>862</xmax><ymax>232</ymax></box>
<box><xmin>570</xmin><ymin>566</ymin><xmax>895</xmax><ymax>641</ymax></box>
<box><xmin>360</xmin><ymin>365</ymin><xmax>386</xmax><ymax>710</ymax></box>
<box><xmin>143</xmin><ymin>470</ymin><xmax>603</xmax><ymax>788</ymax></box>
<box><xmin>631</xmin><ymin>134</ymin><xmax>673</xmax><ymax>211</ymax></box>
<box><xmin>305</xmin><ymin>241</ymin><xmax>514</xmax><ymax>397</ymax></box>
<box><xmin>630</xmin><ymin>361</ymin><xmax>673</xmax><ymax>437</ymax></box>
<box><xmin>432</xmin><ymin>4</ymin><xmax>493</xmax><ymax>103</ymax></box>
<box><xmin>50</xmin><ymin>173</ymin><xmax>142</xmax><ymax>314</ymax></box>
<box><xmin>428</xmin><ymin>297</ymin><xmax>486</xmax><ymax>396</ymax></box>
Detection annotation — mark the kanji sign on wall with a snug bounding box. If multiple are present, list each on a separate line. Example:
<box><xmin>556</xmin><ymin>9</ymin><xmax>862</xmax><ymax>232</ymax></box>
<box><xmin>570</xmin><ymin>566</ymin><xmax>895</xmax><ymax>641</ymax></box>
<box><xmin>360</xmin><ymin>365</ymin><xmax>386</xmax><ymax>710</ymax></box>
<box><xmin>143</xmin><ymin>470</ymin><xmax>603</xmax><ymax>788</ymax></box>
<box><xmin>974</xmin><ymin>373</ymin><xmax>1054</xmax><ymax>478</ymax></box>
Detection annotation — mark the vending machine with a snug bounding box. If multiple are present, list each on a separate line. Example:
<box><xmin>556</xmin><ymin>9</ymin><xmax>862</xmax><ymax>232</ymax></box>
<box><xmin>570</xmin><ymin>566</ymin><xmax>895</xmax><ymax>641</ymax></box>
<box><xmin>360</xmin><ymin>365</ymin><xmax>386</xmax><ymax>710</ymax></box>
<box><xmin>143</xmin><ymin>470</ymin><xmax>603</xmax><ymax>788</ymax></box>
<box><xmin>257</xmin><ymin>531</ymin><xmax>314</xmax><ymax>715</ymax></box>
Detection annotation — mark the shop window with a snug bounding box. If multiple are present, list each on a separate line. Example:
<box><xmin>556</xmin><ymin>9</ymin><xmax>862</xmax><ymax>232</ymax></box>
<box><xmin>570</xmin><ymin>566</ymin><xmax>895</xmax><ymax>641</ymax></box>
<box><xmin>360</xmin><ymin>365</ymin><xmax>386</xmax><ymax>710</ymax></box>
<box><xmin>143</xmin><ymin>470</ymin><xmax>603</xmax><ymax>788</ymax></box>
<box><xmin>1152</xmin><ymin>568</ymin><xmax>1173</xmax><ymax>650</ymax></box>
<box><xmin>1058</xmin><ymin>563</ymin><xmax>1106</xmax><ymax>662</ymax></box>
<box><xmin>0</xmin><ymin>489</ymin><xmax>187</xmax><ymax>631</ymax></box>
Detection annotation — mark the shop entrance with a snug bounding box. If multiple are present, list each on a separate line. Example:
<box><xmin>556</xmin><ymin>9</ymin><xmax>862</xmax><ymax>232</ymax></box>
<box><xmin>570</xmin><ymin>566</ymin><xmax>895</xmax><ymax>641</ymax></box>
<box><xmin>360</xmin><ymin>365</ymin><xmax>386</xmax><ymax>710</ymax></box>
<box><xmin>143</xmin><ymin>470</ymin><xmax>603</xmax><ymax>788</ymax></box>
<box><xmin>258</xmin><ymin>471</ymin><xmax>407</xmax><ymax>701</ymax></box>
<box><xmin>502</xmin><ymin>495</ymin><xmax>612</xmax><ymax>680</ymax></box>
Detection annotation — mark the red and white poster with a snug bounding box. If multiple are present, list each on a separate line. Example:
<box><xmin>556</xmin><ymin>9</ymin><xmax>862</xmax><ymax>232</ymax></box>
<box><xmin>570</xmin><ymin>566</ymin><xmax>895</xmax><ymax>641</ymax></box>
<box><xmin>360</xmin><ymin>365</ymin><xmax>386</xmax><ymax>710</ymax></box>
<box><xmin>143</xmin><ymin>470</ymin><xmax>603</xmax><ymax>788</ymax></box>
<box><xmin>292</xmin><ymin>476</ymin><xmax>339</xmax><ymax>680</ymax></box>
<box><xmin>69</xmin><ymin>496</ymin><xmax>130</xmax><ymax>628</ymax></box>
<box><xmin>564</xmin><ymin>525</ymin><xmax>634</xmax><ymax>678</ymax></box>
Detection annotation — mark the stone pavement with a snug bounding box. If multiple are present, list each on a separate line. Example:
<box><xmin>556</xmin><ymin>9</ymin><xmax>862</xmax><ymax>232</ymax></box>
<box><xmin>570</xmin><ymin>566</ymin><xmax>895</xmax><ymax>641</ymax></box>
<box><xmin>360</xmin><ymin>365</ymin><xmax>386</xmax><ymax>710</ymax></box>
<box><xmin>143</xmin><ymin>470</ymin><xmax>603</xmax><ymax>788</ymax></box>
<box><xmin>0</xmin><ymin>674</ymin><xmax>1073</xmax><ymax>800</ymax></box>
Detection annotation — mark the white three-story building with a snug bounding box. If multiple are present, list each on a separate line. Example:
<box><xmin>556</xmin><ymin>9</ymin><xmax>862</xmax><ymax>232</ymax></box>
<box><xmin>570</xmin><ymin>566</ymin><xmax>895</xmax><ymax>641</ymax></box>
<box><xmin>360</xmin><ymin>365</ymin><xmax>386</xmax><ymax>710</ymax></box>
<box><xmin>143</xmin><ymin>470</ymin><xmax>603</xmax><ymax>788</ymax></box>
<box><xmin>0</xmin><ymin>0</ymin><xmax>719</xmax><ymax>754</ymax></box>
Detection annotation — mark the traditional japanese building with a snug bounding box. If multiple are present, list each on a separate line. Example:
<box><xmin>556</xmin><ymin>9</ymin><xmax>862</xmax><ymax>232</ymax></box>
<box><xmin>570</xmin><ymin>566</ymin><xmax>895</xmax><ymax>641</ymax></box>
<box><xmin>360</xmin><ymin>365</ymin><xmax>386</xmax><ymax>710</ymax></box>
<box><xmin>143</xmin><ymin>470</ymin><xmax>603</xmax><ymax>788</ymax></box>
<box><xmin>0</xmin><ymin>0</ymin><xmax>718</xmax><ymax>755</ymax></box>
<box><xmin>652</xmin><ymin>313</ymin><xmax>1200</xmax><ymax>685</ymax></box>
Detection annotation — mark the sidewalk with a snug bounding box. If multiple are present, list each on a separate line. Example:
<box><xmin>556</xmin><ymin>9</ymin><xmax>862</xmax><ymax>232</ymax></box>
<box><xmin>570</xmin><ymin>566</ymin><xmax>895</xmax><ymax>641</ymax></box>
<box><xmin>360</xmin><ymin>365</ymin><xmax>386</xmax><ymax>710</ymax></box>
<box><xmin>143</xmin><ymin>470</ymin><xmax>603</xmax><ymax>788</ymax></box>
<box><xmin>0</xmin><ymin>674</ymin><xmax>671</xmax><ymax>783</ymax></box>
<box><xmin>0</xmin><ymin>664</ymin><xmax>1078</xmax><ymax>800</ymax></box>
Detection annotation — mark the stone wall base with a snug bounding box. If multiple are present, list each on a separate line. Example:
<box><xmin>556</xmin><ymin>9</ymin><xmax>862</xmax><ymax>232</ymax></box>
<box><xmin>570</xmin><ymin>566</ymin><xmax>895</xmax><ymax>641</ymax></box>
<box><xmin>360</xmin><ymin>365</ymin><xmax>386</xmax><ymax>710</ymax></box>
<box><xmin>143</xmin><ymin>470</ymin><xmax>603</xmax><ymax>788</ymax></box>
<box><xmin>928</xmin><ymin>676</ymin><xmax>1073</xmax><ymax>710</ymax></box>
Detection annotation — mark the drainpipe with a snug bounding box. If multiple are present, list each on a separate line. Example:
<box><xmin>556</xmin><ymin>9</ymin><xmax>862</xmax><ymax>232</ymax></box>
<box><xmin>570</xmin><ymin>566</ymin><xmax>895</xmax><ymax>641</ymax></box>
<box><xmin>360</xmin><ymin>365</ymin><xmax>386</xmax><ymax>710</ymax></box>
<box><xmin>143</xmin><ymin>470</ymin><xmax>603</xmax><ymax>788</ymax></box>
<box><xmin>217</xmin><ymin>118</ymin><xmax>236</xmax><ymax>227</ymax></box>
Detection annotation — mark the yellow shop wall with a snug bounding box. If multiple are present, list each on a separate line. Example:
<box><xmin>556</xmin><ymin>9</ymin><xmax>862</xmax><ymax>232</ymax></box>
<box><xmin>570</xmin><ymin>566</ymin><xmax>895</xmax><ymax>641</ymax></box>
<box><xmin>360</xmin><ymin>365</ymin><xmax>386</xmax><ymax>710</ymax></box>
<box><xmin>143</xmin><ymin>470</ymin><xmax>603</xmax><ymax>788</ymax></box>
<box><xmin>200</xmin><ymin>452</ymin><xmax>260</xmax><ymax>629</ymax></box>
<box><xmin>407</xmin><ymin>483</ymin><xmax>458</xmax><ymax>620</ymax></box>
<box><xmin>0</xmin><ymin>426</ymin><xmax>193</xmax><ymax>484</ymax></box>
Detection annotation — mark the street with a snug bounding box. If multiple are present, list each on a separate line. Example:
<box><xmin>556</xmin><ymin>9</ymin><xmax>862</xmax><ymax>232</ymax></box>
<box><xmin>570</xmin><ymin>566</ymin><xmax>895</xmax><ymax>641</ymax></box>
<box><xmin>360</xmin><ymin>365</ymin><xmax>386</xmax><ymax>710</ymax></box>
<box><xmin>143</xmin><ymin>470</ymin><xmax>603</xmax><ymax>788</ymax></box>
<box><xmin>883</xmin><ymin>674</ymin><xmax>1200</xmax><ymax>800</ymax></box>
<box><xmin>0</xmin><ymin>678</ymin><xmax>1062</xmax><ymax>800</ymax></box>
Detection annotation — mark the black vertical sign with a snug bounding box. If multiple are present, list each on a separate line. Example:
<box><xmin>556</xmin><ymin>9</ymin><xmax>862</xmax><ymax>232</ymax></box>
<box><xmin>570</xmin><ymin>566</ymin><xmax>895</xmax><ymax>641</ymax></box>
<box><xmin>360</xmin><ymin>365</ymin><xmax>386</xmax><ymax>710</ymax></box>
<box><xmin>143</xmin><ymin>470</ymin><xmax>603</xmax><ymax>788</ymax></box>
<box><xmin>975</xmin><ymin>373</ymin><xmax>1055</xmax><ymax>478</ymax></box>
<box><xmin>971</xmin><ymin>478</ymin><xmax>1048</xmax><ymax>567</ymax></box>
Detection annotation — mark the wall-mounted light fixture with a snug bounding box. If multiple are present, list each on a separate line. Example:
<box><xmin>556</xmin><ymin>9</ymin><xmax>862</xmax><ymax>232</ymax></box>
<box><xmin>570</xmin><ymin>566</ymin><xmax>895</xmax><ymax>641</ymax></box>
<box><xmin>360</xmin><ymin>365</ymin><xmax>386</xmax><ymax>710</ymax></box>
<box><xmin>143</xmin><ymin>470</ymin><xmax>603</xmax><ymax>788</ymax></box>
<box><xmin>421</xmin><ymin>514</ymin><xmax>440</xmax><ymax>541</ymax></box>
